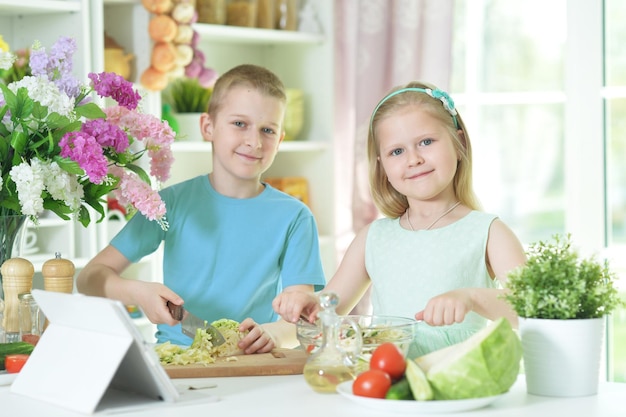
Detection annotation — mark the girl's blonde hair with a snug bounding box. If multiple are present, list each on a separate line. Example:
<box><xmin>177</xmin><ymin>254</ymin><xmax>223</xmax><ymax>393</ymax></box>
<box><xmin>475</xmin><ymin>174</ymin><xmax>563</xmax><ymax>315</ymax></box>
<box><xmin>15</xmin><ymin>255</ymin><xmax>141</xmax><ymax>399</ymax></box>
<box><xmin>207</xmin><ymin>64</ymin><xmax>286</xmax><ymax>117</ymax></box>
<box><xmin>367</xmin><ymin>81</ymin><xmax>481</xmax><ymax>218</ymax></box>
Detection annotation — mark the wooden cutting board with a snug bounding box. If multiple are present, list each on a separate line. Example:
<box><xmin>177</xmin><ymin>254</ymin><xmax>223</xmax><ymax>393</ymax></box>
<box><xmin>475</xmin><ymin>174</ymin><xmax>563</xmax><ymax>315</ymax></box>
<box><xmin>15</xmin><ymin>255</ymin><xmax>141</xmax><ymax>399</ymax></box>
<box><xmin>163</xmin><ymin>348</ymin><xmax>308</xmax><ymax>378</ymax></box>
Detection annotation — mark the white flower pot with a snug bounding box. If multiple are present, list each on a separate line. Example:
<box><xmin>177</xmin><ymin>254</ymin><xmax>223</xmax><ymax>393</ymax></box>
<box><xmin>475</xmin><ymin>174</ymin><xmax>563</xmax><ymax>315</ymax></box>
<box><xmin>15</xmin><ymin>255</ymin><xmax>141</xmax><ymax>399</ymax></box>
<box><xmin>519</xmin><ymin>317</ymin><xmax>604</xmax><ymax>397</ymax></box>
<box><xmin>174</xmin><ymin>113</ymin><xmax>203</xmax><ymax>141</ymax></box>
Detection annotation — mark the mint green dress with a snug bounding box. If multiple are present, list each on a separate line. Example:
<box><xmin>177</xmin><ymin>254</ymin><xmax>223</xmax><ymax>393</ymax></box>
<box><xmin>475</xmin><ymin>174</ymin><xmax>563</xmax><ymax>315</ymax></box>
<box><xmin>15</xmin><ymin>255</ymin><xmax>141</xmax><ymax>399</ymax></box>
<box><xmin>365</xmin><ymin>211</ymin><xmax>499</xmax><ymax>358</ymax></box>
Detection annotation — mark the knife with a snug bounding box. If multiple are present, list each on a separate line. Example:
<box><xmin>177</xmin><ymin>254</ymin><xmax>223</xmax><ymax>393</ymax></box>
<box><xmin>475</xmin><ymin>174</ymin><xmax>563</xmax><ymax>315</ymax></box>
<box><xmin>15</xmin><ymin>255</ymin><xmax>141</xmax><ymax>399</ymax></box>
<box><xmin>167</xmin><ymin>301</ymin><xmax>226</xmax><ymax>346</ymax></box>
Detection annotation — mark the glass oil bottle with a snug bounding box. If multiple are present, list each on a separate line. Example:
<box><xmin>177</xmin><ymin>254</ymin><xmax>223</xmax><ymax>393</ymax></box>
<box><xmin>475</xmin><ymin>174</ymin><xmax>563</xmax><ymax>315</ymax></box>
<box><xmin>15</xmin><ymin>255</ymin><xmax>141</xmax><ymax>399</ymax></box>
<box><xmin>302</xmin><ymin>292</ymin><xmax>362</xmax><ymax>393</ymax></box>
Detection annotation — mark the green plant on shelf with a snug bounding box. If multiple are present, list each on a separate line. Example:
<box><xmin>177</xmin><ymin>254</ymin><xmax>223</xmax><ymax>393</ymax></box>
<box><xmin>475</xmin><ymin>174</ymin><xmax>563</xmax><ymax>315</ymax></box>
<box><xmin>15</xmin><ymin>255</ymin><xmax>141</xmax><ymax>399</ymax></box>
<box><xmin>162</xmin><ymin>77</ymin><xmax>212</xmax><ymax>114</ymax></box>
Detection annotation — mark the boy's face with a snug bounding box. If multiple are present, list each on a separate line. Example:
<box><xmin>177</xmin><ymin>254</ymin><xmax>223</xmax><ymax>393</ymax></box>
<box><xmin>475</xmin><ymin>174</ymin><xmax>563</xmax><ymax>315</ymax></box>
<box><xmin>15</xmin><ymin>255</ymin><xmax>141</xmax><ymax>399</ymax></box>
<box><xmin>201</xmin><ymin>85</ymin><xmax>285</xmax><ymax>184</ymax></box>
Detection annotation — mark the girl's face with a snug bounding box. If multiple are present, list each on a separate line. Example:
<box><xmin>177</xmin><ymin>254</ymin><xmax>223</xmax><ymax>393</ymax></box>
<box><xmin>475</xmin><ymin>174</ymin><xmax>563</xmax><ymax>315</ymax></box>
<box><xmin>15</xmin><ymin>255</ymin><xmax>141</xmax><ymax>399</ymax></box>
<box><xmin>201</xmin><ymin>85</ymin><xmax>285</xmax><ymax>184</ymax></box>
<box><xmin>376</xmin><ymin>104</ymin><xmax>459</xmax><ymax>202</ymax></box>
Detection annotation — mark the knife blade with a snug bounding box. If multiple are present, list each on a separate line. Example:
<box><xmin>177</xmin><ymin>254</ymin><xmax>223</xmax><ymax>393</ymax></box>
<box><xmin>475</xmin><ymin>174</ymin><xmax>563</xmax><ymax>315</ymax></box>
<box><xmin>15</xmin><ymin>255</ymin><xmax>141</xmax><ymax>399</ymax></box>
<box><xmin>167</xmin><ymin>301</ymin><xmax>226</xmax><ymax>346</ymax></box>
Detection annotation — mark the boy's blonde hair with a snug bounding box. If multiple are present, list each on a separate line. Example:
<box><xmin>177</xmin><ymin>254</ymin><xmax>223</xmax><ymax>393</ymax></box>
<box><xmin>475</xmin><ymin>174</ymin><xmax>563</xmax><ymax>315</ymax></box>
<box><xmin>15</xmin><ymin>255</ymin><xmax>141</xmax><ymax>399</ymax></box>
<box><xmin>207</xmin><ymin>64</ymin><xmax>287</xmax><ymax>117</ymax></box>
<box><xmin>367</xmin><ymin>81</ymin><xmax>481</xmax><ymax>218</ymax></box>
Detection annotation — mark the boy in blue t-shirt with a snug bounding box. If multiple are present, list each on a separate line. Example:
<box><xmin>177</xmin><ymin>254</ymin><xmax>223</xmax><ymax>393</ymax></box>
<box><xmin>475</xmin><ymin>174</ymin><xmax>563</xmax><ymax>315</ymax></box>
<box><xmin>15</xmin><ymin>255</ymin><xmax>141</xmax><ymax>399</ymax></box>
<box><xmin>77</xmin><ymin>64</ymin><xmax>326</xmax><ymax>353</ymax></box>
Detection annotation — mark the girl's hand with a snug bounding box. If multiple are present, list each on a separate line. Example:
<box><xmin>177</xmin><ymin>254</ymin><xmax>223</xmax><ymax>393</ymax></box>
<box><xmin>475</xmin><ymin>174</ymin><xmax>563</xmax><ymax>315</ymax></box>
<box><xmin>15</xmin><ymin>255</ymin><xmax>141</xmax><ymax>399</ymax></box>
<box><xmin>238</xmin><ymin>318</ymin><xmax>275</xmax><ymax>354</ymax></box>
<box><xmin>272</xmin><ymin>290</ymin><xmax>320</xmax><ymax>324</ymax></box>
<box><xmin>415</xmin><ymin>289</ymin><xmax>473</xmax><ymax>326</ymax></box>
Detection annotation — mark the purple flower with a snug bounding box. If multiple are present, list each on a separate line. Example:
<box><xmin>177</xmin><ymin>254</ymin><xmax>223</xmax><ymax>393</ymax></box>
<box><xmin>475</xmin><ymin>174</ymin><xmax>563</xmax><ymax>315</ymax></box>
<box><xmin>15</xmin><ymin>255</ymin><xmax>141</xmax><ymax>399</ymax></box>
<box><xmin>88</xmin><ymin>72</ymin><xmax>141</xmax><ymax>110</ymax></box>
<box><xmin>59</xmin><ymin>131</ymin><xmax>108</xmax><ymax>184</ymax></box>
<box><xmin>82</xmin><ymin>119</ymin><xmax>129</xmax><ymax>153</ymax></box>
<box><xmin>30</xmin><ymin>37</ymin><xmax>81</xmax><ymax>99</ymax></box>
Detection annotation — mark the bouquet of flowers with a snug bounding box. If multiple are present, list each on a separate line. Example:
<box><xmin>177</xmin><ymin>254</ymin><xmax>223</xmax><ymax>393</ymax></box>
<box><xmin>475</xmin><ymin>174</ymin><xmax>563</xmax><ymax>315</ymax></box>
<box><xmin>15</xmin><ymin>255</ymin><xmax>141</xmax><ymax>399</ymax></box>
<box><xmin>0</xmin><ymin>36</ymin><xmax>174</xmax><ymax>230</ymax></box>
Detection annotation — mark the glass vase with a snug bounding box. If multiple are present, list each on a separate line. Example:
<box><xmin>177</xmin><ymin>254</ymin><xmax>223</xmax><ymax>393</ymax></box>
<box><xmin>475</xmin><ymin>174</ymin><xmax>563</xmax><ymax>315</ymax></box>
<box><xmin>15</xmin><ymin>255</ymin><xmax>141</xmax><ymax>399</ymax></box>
<box><xmin>0</xmin><ymin>214</ymin><xmax>28</xmax><ymax>300</ymax></box>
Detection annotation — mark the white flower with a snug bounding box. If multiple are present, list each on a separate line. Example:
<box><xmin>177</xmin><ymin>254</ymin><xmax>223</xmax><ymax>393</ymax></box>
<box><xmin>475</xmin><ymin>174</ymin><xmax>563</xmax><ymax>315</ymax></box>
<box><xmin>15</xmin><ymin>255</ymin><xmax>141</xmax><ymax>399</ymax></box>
<box><xmin>9</xmin><ymin>159</ymin><xmax>45</xmax><ymax>216</ymax></box>
<box><xmin>9</xmin><ymin>76</ymin><xmax>75</xmax><ymax>119</ymax></box>
<box><xmin>0</xmin><ymin>50</ymin><xmax>15</xmax><ymax>70</ymax></box>
<box><xmin>44</xmin><ymin>161</ymin><xmax>84</xmax><ymax>211</ymax></box>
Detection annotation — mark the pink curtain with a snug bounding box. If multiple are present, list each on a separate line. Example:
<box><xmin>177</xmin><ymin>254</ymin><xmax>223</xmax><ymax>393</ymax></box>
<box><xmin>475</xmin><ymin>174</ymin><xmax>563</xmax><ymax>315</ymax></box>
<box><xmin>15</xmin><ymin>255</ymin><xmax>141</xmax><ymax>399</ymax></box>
<box><xmin>333</xmin><ymin>0</ymin><xmax>454</xmax><ymax>313</ymax></box>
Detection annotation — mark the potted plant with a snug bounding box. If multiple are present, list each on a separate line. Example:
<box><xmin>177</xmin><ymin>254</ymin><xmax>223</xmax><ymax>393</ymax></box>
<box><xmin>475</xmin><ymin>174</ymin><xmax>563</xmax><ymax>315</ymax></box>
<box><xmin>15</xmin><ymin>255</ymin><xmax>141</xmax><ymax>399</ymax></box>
<box><xmin>504</xmin><ymin>233</ymin><xmax>623</xmax><ymax>397</ymax></box>
<box><xmin>162</xmin><ymin>77</ymin><xmax>213</xmax><ymax>141</ymax></box>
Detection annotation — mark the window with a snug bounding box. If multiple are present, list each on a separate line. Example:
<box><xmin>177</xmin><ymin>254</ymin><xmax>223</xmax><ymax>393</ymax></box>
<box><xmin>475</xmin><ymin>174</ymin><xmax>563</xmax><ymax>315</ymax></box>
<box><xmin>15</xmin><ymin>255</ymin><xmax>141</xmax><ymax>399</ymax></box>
<box><xmin>451</xmin><ymin>0</ymin><xmax>626</xmax><ymax>382</ymax></box>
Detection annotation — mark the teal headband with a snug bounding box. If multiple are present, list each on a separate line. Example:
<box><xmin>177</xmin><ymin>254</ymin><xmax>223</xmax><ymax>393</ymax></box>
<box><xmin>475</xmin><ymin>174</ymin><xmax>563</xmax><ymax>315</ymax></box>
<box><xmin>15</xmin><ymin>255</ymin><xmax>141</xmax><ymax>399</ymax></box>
<box><xmin>369</xmin><ymin>87</ymin><xmax>459</xmax><ymax>133</ymax></box>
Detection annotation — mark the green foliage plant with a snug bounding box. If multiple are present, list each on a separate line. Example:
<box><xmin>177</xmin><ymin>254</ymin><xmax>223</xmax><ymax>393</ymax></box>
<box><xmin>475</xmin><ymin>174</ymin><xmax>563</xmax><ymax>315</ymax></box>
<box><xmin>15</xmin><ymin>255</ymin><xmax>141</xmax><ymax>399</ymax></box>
<box><xmin>504</xmin><ymin>234</ymin><xmax>624</xmax><ymax>319</ymax></box>
<box><xmin>162</xmin><ymin>77</ymin><xmax>212</xmax><ymax>113</ymax></box>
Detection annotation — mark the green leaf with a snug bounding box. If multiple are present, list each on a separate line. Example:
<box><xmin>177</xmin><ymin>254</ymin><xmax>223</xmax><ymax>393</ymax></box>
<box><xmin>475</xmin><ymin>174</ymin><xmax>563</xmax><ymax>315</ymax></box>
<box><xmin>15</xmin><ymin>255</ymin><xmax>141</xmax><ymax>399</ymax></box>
<box><xmin>42</xmin><ymin>200</ymin><xmax>72</xmax><ymax>221</ymax></box>
<box><xmin>75</xmin><ymin>102</ymin><xmax>106</xmax><ymax>119</ymax></box>
<box><xmin>77</xmin><ymin>205</ymin><xmax>92</xmax><ymax>227</ymax></box>
<box><xmin>0</xmin><ymin>83</ymin><xmax>17</xmax><ymax>109</ymax></box>
<box><xmin>11</xmin><ymin>87</ymin><xmax>34</xmax><ymax>120</ymax></box>
<box><xmin>31</xmin><ymin>101</ymin><xmax>49</xmax><ymax>121</ymax></box>
<box><xmin>10</xmin><ymin>130</ymin><xmax>29</xmax><ymax>156</ymax></box>
<box><xmin>52</xmin><ymin>156</ymin><xmax>85</xmax><ymax>175</ymax></box>
<box><xmin>125</xmin><ymin>163</ymin><xmax>152</xmax><ymax>185</ymax></box>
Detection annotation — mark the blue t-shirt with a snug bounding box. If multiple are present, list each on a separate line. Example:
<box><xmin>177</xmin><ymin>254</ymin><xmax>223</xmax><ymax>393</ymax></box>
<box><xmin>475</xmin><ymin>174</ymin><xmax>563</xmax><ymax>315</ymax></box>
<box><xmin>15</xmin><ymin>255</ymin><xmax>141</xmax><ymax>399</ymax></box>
<box><xmin>111</xmin><ymin>174</ymin><xmax>326</xmax><ymax>345</ymax></box>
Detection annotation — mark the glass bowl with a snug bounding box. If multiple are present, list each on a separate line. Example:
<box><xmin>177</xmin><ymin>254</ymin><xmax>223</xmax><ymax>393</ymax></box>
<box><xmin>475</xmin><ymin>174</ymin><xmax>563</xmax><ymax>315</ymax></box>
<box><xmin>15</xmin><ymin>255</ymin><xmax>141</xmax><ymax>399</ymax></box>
<box><xmin>296</xmin><ymin>314</ymin><xmax>416</xmax><ymax>360</ymax></box>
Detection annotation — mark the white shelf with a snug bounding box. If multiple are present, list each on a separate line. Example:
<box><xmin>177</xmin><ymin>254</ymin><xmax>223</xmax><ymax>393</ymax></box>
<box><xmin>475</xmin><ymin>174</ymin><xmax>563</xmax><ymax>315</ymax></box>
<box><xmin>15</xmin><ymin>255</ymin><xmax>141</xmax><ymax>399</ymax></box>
<box><xmin>193</xmin><ymin>23</ymin><xmax>325</xmax><ymax>45</ymax></box>
<box><xmin>0</xmin><ymin>0</ymin><xmax>81</xmax><ymax>15</ymax></box>
<box><xmin>171</xmin><ymin>140</ymin><xmax>329</xmax><ymax>153</ymax></box>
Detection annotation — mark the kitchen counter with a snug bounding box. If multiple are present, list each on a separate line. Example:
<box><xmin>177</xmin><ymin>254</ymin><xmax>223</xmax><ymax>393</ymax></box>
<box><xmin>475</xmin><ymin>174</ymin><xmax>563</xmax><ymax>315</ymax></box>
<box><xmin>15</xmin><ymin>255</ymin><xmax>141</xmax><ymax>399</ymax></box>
<box><xmin>1</xmin><ymin>374</ymin><xmax>624</xmax><ymax>416</ymax></box>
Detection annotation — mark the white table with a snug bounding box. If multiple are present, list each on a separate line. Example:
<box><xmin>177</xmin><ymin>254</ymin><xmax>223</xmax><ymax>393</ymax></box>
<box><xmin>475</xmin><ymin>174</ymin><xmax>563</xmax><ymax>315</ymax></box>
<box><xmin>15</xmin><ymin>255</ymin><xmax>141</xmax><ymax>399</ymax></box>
<box><xmin>1</xmin><ymin>374</ymin><xmax>625</xmax><ymax>416</ymax></box>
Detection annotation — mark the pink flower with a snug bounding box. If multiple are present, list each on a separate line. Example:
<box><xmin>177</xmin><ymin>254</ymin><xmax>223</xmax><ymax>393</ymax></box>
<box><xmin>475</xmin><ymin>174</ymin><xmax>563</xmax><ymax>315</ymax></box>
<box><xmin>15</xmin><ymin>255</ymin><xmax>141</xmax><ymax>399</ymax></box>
<box><xmin>104</xmin><ymin>106</ymin><xmax>175</xmax><ymax>183</ymax></box>
<box><xmin>110</xmin><ymin>166</ymin><xmax>166</xmax><ymax>225</ymax></box>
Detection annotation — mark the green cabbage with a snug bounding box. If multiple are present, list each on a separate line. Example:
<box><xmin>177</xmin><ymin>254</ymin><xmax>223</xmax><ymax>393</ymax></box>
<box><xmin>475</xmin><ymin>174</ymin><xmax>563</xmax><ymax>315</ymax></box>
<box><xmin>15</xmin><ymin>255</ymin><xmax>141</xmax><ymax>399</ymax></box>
<box><xmin>211</xmin><ymin>318</ymin><xmax>240</xmax><ymax>332</ymax></box>
<box><xmin>414</xmin><ymin>317</ymin><xmax>521</xmax><ymax>400</ymax></box>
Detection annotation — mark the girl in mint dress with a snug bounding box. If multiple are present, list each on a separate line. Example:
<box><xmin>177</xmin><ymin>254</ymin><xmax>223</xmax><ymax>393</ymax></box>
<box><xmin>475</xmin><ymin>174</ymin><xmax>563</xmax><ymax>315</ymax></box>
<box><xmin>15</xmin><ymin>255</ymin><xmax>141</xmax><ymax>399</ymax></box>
<box><xmin>274</xmin><ymin>81</ymin><xmax>527</xmax><ymax>357</ymax></box>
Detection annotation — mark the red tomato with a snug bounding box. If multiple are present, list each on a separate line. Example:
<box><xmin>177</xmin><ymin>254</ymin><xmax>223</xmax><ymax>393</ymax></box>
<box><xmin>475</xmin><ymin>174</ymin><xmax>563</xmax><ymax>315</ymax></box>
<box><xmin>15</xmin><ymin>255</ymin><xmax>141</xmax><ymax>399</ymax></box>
<box><xmin>352</xmin><ymin>369</ymin><xmax>392</xmax><ymax>399</ymax></box>
<box><xmin>369</xmin><ymin>342</ymin><xmax>406</xmax><ymax>380</ymax></box>
<box><xmin>5</xmin><ymin>354</ymin><xmax>30</xmax><ymax>374</ymax></box>
<box><xmin>21</xmin><ymin>334</ymin><xmax>40</xmax><ymax>346</ymax></box>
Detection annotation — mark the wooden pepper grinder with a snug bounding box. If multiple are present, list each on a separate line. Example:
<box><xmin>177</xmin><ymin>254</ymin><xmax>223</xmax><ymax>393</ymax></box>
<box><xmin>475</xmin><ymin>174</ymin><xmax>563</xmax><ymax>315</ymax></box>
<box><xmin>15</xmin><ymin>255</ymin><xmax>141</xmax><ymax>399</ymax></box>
<box><xmin>42</xmin><ymin>252</ymin><xmax>75</xmax><ymax>294</ymax></box>
<box><xmin>1</xmin><ymin>257</ymin><xmax>34</xmax><ymax>342</ymax></box>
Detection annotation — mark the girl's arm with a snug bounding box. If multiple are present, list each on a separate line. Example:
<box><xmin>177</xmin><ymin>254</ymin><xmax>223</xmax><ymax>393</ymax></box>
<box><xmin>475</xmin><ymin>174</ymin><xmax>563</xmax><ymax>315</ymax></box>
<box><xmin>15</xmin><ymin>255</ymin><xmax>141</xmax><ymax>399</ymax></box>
<box><xmin>326</xmin><ymin>225</ymin><xmax>373</xmax><ymax>316</ymax></box>
<box><xmin>415</xmin><ymin>219</ymin><xmax>526</xmax><ymax>327</ymax></box>
<box><xmin>273</xmin><ymin>225</ymin><xmax>373</xmax><ymax>322</ymax></box>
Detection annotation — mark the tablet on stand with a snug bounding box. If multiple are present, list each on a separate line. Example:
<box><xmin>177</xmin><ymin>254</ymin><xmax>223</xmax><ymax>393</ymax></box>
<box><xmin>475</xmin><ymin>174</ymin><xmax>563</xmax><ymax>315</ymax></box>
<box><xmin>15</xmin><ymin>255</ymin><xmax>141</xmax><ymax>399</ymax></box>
<box><xmin>10</xmin><ymin>289</ymin><xmax>217</xmax><ymax>414</ymax></box>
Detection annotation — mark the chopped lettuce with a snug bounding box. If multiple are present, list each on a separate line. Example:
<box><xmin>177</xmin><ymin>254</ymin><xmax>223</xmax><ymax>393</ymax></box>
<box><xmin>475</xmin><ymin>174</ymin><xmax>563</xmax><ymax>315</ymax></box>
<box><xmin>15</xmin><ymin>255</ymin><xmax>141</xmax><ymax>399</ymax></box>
<box><xmin>155</xmin><ymin>318</ymin><xmax>244</xmax><ymax>365</ymax></box>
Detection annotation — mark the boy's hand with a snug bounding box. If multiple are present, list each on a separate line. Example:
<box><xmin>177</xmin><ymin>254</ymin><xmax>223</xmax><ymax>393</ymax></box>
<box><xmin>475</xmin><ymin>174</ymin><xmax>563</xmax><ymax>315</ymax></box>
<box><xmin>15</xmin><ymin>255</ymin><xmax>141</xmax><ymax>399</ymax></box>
<box><xmin>272</xmin><ymin>290</ymin><xmax>320</xmax><ymax>324</ymax></box>
<box><xmin>130</xmin><ymin>280</ymin><xmax>183</xmax><ymax>326</ymax></box>
<box><xmin>238</xmin><ymin>318</ymin><xmax>275</xmax><ymax>354</ymax></box>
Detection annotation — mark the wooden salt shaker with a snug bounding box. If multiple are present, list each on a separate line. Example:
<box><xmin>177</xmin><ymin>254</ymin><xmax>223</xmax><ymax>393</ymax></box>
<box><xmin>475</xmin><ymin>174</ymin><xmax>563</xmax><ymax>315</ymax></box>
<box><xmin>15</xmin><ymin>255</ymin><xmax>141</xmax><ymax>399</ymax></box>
<box><xmin>1</xmin><ymin>257</ymin><xmax>34</xmax><ymax>341</ymax></box>
<box><xmin>42</xmin><ymin>252</ymin><xmax>75</xmax><ymax>294</ymax></box>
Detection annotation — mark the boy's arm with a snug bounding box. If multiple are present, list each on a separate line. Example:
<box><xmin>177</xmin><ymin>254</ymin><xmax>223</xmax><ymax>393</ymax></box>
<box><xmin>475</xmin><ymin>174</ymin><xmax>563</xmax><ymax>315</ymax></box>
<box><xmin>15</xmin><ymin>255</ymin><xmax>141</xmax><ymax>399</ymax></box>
<box><xmin>76</xmin><ymin>245</ymin><xmax>182</xmax><ymax>326</ymax></box>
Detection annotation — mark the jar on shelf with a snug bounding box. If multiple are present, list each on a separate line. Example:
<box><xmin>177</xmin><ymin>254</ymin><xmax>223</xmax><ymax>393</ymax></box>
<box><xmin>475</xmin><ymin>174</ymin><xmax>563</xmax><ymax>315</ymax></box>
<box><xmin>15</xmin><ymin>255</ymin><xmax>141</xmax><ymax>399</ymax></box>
<box><xmin>197</xmin><ymin>0</ymin><xmax>227</xmax><ymax>25</ymax></box>
<box><xmin>257</xmin><ymin>0</ymin><xmax>275</xmax><ymax>29</ymax></box>
<box><xmin>275</xmin><ymin>0</ymin><xmax>299</xmax><ymax>30</ymax></box>
<box><xmin>227</xmin><ymin>0</ymin><xmax>258</xmax><ymax>27</ymax></box>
